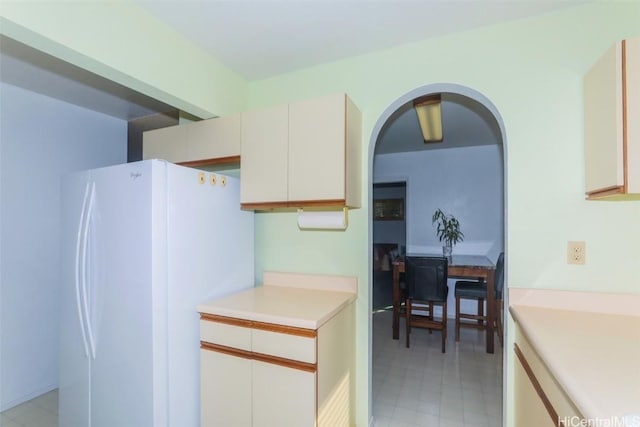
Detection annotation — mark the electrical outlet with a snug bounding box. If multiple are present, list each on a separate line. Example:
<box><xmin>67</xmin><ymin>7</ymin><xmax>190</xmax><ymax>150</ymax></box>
<box><xmin>567</xmin><ymin>241</ymin><xmax>586</xmax><ymax>265</ymax></box>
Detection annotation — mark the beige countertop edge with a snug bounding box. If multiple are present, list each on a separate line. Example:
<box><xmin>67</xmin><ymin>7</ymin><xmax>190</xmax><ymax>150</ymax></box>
<box><xmin>197</xmin><ymin>285</ymin><xmax>356</xmax><ymax>330</ymax></box>
<box><xmin>509</xmin><ymin>287</ymin><xmax>640</xmax><ymax>316</ymax></box>
<box><xmin>510</xmin><ymin>304</ymin><xmax>640</xmax><ymax>421</ymax></box>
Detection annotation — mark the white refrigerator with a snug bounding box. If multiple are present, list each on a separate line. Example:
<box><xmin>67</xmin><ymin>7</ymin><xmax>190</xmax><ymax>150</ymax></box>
<box><xmin>59</xmin><ymin>159</ymin><xmax>254</xmax><ymax>427</ymax></box>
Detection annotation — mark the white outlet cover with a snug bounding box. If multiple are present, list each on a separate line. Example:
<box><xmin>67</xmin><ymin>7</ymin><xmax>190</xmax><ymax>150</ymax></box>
<box><xmin>567</xmin><ymin>241</ymin><xmax>586</xmax><ymax>264</ymax></box>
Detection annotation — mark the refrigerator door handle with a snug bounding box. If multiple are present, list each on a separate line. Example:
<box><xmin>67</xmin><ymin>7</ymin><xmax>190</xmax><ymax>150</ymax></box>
<box><xmin>75</xmin><ymin>182</ymin><xmax>91</xmax><ymax>358</ymax></box>
<box><xmin>82</xmin><ymin>182</ymin><xmax>97</xmax><ymax>360</ymax></box>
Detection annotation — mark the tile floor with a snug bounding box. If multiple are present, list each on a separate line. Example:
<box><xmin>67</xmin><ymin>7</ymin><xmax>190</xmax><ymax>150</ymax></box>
<box><xmin>1</xmin><ymin>310</ymin><xmax>502</xmax><ymax>427</ymax></box>
<box><xmin>372</xmin><ymin>309</ymin><xmax>503</xmax><ymax>427</ymax></box>
<box><xmin>0</xmin><ymin>390</ymin><xmax>58</xmax><ymax>427</ymax></box>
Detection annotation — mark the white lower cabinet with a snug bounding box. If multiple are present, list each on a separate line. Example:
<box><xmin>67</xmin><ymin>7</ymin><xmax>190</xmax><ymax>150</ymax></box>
<box><xmin>514</xmin><ymin>324</ymin><xmax>582</xmax><ymax>427</ymax></box>
<box><xmin>201</xmin><ymin>349</ymin><xmax>252</xmax><ymax>427</ymax></box>
<box><xmin>252</xmin><ymin>360</ymin><xmax>316</xmax><ymax>427</ymax></box>
<box><xmin>201</xmin><ymin>349</ymin><xmax>315</xmax><ymax>427</ymax></box>
<box><xmin>200</xmin><ymin>304</ymin><xmax>354</xmax><ymax>427</ymax></box>
<box><xmin>514</xmin><ymin>348</ymin><xmax>556</xmax><ymax>427</ymax></box>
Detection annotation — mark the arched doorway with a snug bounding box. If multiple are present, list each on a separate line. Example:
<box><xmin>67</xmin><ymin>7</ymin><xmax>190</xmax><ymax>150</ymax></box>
<box><xmin>367</xmin><ymin>84</ymin><xmax>508</xmax><ymax>426</ymax></box>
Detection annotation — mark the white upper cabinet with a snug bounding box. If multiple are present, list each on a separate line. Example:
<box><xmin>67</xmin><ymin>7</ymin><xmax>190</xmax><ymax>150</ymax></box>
<box><xmin>240</xmin><ymin>93</ymin><xmax>361</xmax><ymax>209</ymax></box>
<box><xmin>142</xmin><ymin>114</ymin><xmax>241</xmax><ymax>166</ymax></box>
<box><xmin>584</xmin><ymin>37</ymin><xmax>640</xmax><ymax>200</ymax></box>
<box><xmin>142</xmin><ymin>124</ymin><xmax>188</xmax><ymax>163</ymax></box>
<box><xmin>187</xmin><ymin>114</ymin><xmax>241</xmax><ymax>162</ymax></box>
<box><xmin>240</xmin><ymin>104</ymin><xmax>289</xmax><ymax>205</ymax></box>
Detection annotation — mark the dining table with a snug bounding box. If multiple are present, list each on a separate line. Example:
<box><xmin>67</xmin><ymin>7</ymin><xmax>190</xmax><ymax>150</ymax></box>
<box><xmin>391</xmin><ymin>254</ymin><xmax>497</xmax><ymax>354</ymax></box>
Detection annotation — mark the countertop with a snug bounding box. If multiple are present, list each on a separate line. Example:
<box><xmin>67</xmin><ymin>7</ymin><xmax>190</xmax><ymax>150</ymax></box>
<box><xmin>510</xmin><ymin>304</ymin><xmax>640</xmax><ymax>423</ymax></box>
<box><xmin>198</xmin><ymin>272</ymin><xmax>357</xmax><ymax>330</ymax></box>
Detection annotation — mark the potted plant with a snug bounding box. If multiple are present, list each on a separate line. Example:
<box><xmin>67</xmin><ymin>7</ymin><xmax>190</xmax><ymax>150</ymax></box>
<box><xmin>432</xmin><ymin>209</ymin><xmax>464</xmax><ymax>257</ymax></box>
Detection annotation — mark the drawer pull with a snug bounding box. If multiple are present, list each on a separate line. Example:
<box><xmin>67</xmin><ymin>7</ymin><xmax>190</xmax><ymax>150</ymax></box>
<box><xmin>201</xmin><ymin>341</ymin><xmax>317</xmax><ymax>373</ymax></box>
<box><xmin>200</xmin><ymin>313</ymin><xmax>317</xmax><ymax>338</ymax></box>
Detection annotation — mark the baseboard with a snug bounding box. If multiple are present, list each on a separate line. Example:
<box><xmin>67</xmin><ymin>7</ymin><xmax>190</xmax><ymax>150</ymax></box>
<box><xmin>0</xmin><ymin>383</ymin><xmax>57</xmax><ymax>412</ymax></box>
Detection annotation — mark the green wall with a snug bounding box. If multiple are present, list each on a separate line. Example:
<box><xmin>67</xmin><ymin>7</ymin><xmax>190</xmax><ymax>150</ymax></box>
<box><xmin>0</xmin><ymin>0</ymin><xmax>247</xmax><ymax>117</ymax></box>
<box><xmin>246</xmin><ymin>3</ymin><xmax>640</xmax><ymax>425</ymax></box>
<box><xmin>3</xmin><ymin>2</ymin><xmax>639</xmax><ymax>426</ymax></box>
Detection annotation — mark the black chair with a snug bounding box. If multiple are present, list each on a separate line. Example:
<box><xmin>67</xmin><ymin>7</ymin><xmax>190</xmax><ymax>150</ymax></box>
<box><xmin>454</xmin><ymin>252</ymin><xmax>505</xmax><ymax>345</ymax></box>
<box><xmin>404</xmin><ymin>256</ymin><xmax>449</xmax><ymax>353</ymax></box>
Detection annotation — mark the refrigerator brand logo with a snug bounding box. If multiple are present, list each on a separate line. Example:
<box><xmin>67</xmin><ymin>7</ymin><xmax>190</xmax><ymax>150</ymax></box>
<box><xmin>130</xmin><ymin>172</ymin><xmax>142</xmax><ymax>180</ymax></box>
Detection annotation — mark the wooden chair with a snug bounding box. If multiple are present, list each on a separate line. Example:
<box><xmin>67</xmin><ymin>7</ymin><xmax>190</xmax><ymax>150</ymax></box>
<box><xmin>454</xmin><ymin>252</ymin><xmax>505</xmax><ymax>345</ymax></box>
<box><xmin>404</xmin><ymin>256</ymin><xmax>449</xmax><ymax>353</ymax></box>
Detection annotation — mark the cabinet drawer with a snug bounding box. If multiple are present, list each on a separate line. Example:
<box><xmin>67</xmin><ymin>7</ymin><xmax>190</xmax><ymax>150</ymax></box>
<box><xmin>200</xmin><ymin>318</ymin><xmax>251</xmax><ymax>351</ymax></box>
<box><xmin>252</xmin><ymin>328</ymin><xmax>316</xmax><ymax>363</ymax></box>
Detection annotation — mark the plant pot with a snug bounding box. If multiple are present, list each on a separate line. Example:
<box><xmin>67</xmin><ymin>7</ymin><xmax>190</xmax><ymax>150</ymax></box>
<box><xmin>442</xmin><ymin>244</ymin><xmax>452</xmax><ymax>257</ymax></box>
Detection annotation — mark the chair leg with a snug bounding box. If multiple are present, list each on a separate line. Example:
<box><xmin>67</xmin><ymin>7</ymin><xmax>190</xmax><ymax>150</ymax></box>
<box><xmin>455</xmin><ymin>296</ymin><xmax>461</xmax><ymax>341</ymax></box>
<box><xmin>478</xmin><ymin>298</ymin><xmax>485</xmax><ymax>327</ymax></box>
<box><xmin>441</xmin><ymin>301</ymin><xmax>447</xmax><ymax>353</ymax></box>
<box><xmin>428</xmin><ymin>301</ymin><xmax>434</xmax><ymax>334</ymax></box>
<box><xmin>405</xmin><ymin>299</ymin><xmax>411</xmax><ymax>348</ymax></box>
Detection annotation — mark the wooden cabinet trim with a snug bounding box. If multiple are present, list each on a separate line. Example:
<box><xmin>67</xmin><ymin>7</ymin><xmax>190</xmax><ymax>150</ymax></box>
<box><xmin>252</xmin><ymin>322</ymin><xmax>317</xmax><ymax>338</ymax></box>
<box><xmin>241</xmin><ymin>199</ymin><xmax>347</xmax><ymax>211</ymax></box>
<box><xmin>586</xmin><ymin>185</ymin><xmax>625</xmax><ymax>199</ymax></box>
<box><xmin>201</xmin><ymin>341</ymin><xmax>317</xmax><ymax>373</ymax></box>
<box><xmin>288</xmin><ymin>199</ymin><xmax>347</xmax><ymax>208</ymax></box>
<box><xmin>253</xmin><ymin>352</ymin><xmax>317</xmax><ymax>373</ymax></box>
<box><xmin>201</xmin><ymin>341</ymin><xmax>253</xmax><ymax>360</ymax></box>
<box><xmin>622</xmin><ymin>39</ymin><xmax>629</xmax><ymax>193</ymax></box>
<box><xmin>200</xmin><ymin>313</ymin><xmax>253</xmax><ymax>328</ymax></box>
<box><xmin>178</xmin><ymin>155</ymin><xmax>241</xmax><ymax>168</ymax></box>
<box><xmin>514</xmin><ymin>343</ymin><xmax>564</xmax><ymax>427</ymax></box>
<box><xmin>200</xmin><ymin>313</ymin><xmax>317</xmax><ymax>338</ymax></box>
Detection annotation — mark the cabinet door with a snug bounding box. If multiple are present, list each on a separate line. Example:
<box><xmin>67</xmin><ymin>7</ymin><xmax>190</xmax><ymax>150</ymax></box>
<box><xmin>241</xmin><ymin>104</ymin><xmax>289</xmax><ymax>205</ymax></box>
<box><xmin>253</xmin><ymin>360</ymin><xmax>316</xmax><ymax>427</ymax></box>
<box><xmin>187</xmin><ymin>114</ymin><xmax>241</xmax><ymax>161</ymax></box>
<box><xmin>142</xmin><ymin>125</ymin><xmax>188</xmax><ymax>162</ymax></box>
<box><xmin>201</xmin><ymin>349</ymin><xmax>252</xmax><ymax>427</ymax></box>
<box><xmin>584</xmin><ymin>41</ymin><xmax>624</xmax><ymax>194</ymax></box>
<box><xmin>626</xmin><ymin>38</ymin><xmax>640</xmax><ymax>194</ymax></box>
<box><xmin>514</xmin><ymin>351</ymin><xmax>556</xmax><ymax>427</ymax></box>
<box><xmin>288</xmin><ymin>93</ymin><xmax>346</xmax><ymax>203</ymax></box>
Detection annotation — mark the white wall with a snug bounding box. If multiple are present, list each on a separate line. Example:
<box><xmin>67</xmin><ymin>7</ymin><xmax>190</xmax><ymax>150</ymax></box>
<box><xmin>0</xmin><ymin>82</ymin><xmax>127</xmax><ymax>410</ymax></box>
<box><xmin>374</xmin><ymin>145</ymin><xmax>504</xmax><ymax>259</ymax></box>
<box><xmin>373</xmin><ymin>144</ymin><xmax>504</xmax><ymax>315</ymax></box>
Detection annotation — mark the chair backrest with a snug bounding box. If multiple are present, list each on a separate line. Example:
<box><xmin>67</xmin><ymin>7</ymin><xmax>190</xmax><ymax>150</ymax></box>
<box><xmin>494</xmin><ymin>252</ymin><xmax>505</xmax><ymax>299</ymax></box>
<box><xmin>405</xmin><ymin>256</ymin><xmax>448</xmax><ymax>302</ymax></box>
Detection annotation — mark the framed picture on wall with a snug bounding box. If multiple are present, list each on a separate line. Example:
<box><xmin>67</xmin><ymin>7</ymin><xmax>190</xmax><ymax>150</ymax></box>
<box><xmin>373</xmin><ymin>198</ymin><xmax>404</xmax><ymax>221</ymax></box>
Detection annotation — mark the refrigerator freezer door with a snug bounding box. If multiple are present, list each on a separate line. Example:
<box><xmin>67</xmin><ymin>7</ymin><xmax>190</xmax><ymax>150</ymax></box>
<box><xmin>60</xmin><ymin>172</ymin><xmax>92</xmax><ymax>427</ymax></box>
<box><xmin>60</xmin><ymin>161</ymin><xmax>166</xmax><ymax>427</ymax></box>
<box><xmin>87</xmin><ymin>161</ymin><xmax>162</xmax><ymax>427</ymax></box>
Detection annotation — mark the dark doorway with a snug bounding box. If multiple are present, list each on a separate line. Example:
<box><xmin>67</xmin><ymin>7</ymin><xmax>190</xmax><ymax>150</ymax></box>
<box><xmin>372</xmin><ymin>181</ymin><xmax>406</xmax><ymax>311</ymax></box>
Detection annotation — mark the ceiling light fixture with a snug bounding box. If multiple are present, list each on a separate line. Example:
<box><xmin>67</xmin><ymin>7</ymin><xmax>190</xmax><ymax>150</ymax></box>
<box><xmin>414</xmin><ymin>95</ymin><xmax>443</xmax><ymax>143</ymax></box>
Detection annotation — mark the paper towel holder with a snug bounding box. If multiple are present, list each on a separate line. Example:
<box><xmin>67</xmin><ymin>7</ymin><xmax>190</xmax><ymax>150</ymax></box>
<box><xmin>297</xmin><ymin>207</ymin><xmax>348</xmax><ymax>230</ymax></box>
